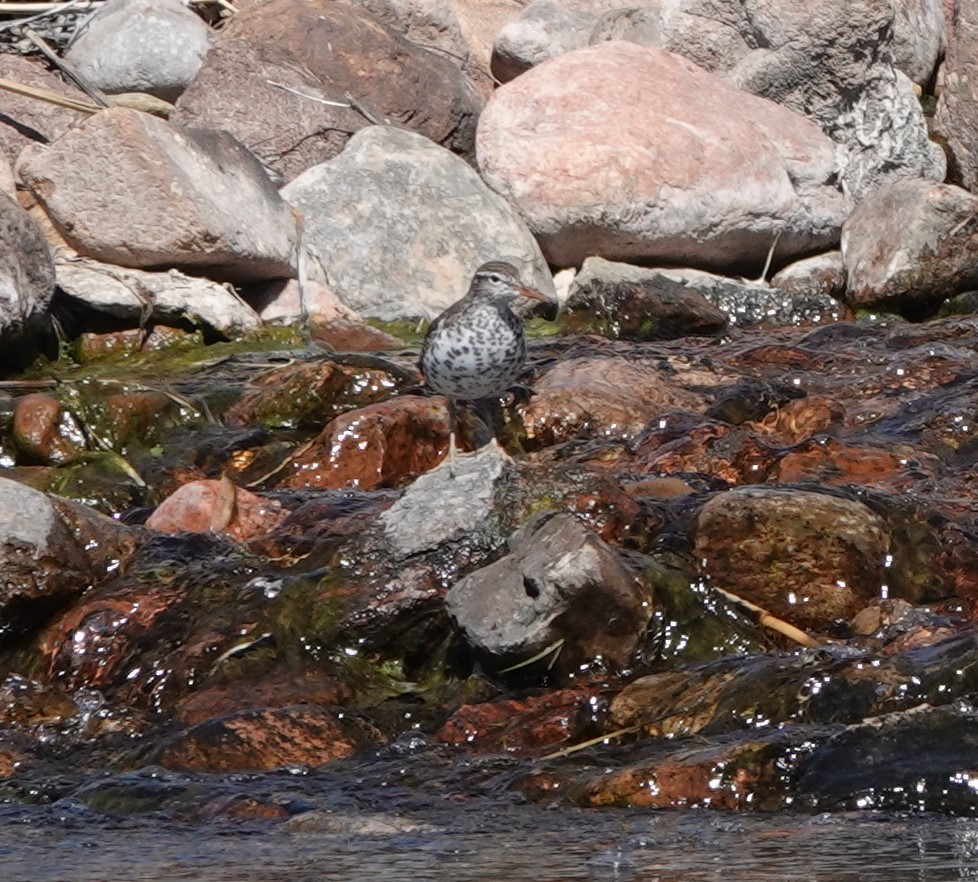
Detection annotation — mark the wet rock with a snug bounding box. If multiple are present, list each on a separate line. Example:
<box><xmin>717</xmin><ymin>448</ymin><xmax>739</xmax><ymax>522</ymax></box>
<box><xmin>154</xmin><ymin>705</ymin><xmax>380</xmax><ymax>772</ymax></box>
<box><xmin>197</xmin><ymin>793</ymin><xmax>290</xmax><ymax>822</ymax></box>
<box><xmin>769</xmin><ymin>252</ymin><xmax>848</xmax><ymax>319</ymax></box>
<box><xmin>0</xmin><ymin>191</ymin><xmax>56</xmax><ymax>363</ymax></box>
<box><xmin>519</xmin><ymin>354</ymin><xmax>708</xmax><ymax>447</ymax></box>
<box><xmin>936</xmin><ymin>0</ymin><xmax>978</xmax><ymax>190</ymax></box>
<box><xmin>0</xmin><ymin>675</ymin><xmax>79</xmax><ymax>729</ymax></box>
<box><xmin>55</xmin><ymin>252</ymin><xmax>262</xmax><ymax>336</ymax></box>
<box><xmin>65</xmin><ymin>0</ymin><xmax>212</xmax><ymax>101</ymax></box>
<box><xmin>19</xmin><ymin>108</ymin><xmax>299</xmax><ymax>283</ymax></box>
<box><xmin>283</xmin><ymin>396</ymin><xmax>450</xmax><ymax>490</ymax></box>
<box><xmin>842</xmin><ymin>178</ymin><xmax>978</xmax><ymax>317</ymax></box>
<box><xmin>172</xmin><ymin>0</ymin><xmax>481</xmax><ymax>183</ymax></box>
<box><xmin>519</xmin><ymin>730</ymin><xmax>799</xmax><ymax>810</ymax></box>
<box><xmin>648</xmin><ymin>267</ymin><xmax>844</xmax><ymax>328</ymax></box>
<box><xmin>282</xmin><ymin>126</ymin><xmax>552</xmax><ymax>321</ymax></box>
<box><xmin>795</xmin><ymin>706</ymin><xmax>978</xmax><ymax>813</ymax></box>
<box><xmin>477</xmin><ymin>42</ymin><xmax>849</xmax><ymax>271</ymax></box>
<box><xmin>12</xmin><ymin>393</ymin><xmax>85</xmax><ymax>465</ymax></box>
<box><xmin>694</xmin><ymin>487</ymin><xmax>889</xmax><ymax>631</ymax></box>
<box><xmin>146</xmin><ymin>478</ymin><xmax>287</xmax><ymax>541</ymax></box>
<box><xmin>0</xmin><ymin>55</ymin><xmax>88</xmax><ymax>166</ymax></box>
<box><xmin>225</xmin><ymin>357</ymin><xmax>406</xmax><ymax>431</ymax></box>
<box><xmin>434</xmin><ymin>687</ymin><xmax>601</xmax><ymax>753</ymax></box>
<box><xmin>0</xmin><ymin>478</ymin><xmax>113</xmax><ymax>644</ymax></box>
<box><xmin>378</xmin><ymin>437</ymin><xmax>510</xmax><ymax>558</ymax></box>
<box><xmin>561</xmin><ymin>257</ymin><xmax>728</xmax><ymax>341</ymax></box>
<box><xmin>445</xmin><ymin>513</ymin><xmax>654</xmax><ymax>680</ymax></box>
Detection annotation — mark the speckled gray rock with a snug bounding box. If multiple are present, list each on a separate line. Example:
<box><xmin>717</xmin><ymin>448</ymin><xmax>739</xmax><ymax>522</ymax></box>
<box><xmin>0</xmin><ymin>191</ymin><xmax>55</xmax><ymax>356</ymax></box>
<box><xmin>19</xmin><ymin>108</ymin><xmax>299</xmax><ymax>284</ymax></box>
<box><xmin>445</xmin><ymin>512</ymin><xmax>652</xmax><ymax>674</ymax></box>
<box><xmin>283</xmin><ymin>125</ymin><xmax>553</xmax><ymax>320</ymax></box>
<box><xmin>66</xmin><ymin>0</ymin><xmax>211</xmax><ymax>101</ymax></box>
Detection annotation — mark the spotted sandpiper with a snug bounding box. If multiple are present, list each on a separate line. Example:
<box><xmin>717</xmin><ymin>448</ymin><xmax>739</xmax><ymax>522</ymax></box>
<box><xmin>420</xmin><ymin>261</ymin><xmax>549</xmax><ymax>471</ymax></box>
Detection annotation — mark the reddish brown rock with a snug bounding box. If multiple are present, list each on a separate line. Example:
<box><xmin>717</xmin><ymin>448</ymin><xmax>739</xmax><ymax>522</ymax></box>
<box><xmin>525</xmin><ymin>736</ymin><xmax>789</xmax><ymax>809</ymax></box>
<box><xmin>12</xmin><ymin>393</ymin><xmax>85</xmax><ymax>465</ymax></box>
<box><xmin>477</xmin><ymin>42</ymin><xmax>849</xmax><ymax>270</ymax></box>
<box><xmin>173</xmin><ymin>0</ymin><xmax>481</xmax><ymax>183</ymax></box>
<box><xmin>156</xmin><ymin>705</ymin><xmax>379</xmax><ymax>772</ymax></box>
<box><xmin>520</xmin><ymin>355</ymin><xmax>707</xmax><ymax>447</ymax></box>
<box><xmin>197</xmin><ymin>794</ymin><xmax>290</xmax><ymax>822</ymax></box>
<box><xmin>434</xmin><ymin>688</ymin><xmax>601</xmax><ymax>754</ymax></box>
<box><xmin>694</xmin><ymin>487</ymin><xmax>890</xmax><ymax>631</ymax></box>
<box><xmin>225</xmin><ymin>359</ymin><xmax>404</xmax><ymax>429</ymax></box>
<box><xmin>146</xmin><ymin>478</ymin><xmax>287</xmax><ymax>541</ymax></box>
<box><xmin>284</xmin><ymin>396</ymin><xmax>450</xmax><ymax>490</ymax></box>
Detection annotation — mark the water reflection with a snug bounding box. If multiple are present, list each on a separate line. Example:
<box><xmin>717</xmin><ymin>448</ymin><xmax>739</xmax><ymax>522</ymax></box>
<box><xmin>2</xmin><ymin>799</ymin><xmax>978</xmax><ymax>882</ymax></box>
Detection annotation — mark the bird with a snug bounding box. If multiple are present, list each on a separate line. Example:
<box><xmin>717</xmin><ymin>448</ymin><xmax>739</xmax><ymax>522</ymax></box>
<box><xmin>420</xmin><ymin>261</ymin><xmax>549</xmax><ymax>472</ymax></box>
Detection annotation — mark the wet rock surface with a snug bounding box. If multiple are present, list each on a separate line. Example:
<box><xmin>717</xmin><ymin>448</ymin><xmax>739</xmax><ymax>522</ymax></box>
<box><xmin>0</xmin><ymin>0</ymin><xmax>975</xmax><ymax>827</ymax></box>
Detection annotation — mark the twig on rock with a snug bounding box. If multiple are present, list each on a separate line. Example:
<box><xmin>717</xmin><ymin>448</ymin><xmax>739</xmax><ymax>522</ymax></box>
<box><xmin>266</xmin><ymin>80</ymin><xmax>352</xmax><ymax>109</ymax></box>
<box><xmin>23</xmin><ymin>25</ymin><xmax>109</xmax><ymax>106</ymax></box>
<box><xmin>711</xmin><ymin>585</ymin><xmax>821</xmax><ymax>647</ymax></box>
<box><xmin>0</xmin><ymin>74</ymin><xmax>101</xmax><ymax>113</ymax></box>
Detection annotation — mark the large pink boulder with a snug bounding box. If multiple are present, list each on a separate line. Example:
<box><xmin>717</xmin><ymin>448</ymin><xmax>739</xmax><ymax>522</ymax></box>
<box><xmin>476</xmin><ymin>42</ymin><xmax>851</xmax><ymax>271</ymax></box>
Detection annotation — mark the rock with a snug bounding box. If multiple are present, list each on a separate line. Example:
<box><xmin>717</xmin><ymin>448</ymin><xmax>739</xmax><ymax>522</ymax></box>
<box><xmin>12</xmin><ymin>393</ymin><xmax>85</xmax><ymax>465</ymax></box>
<box><xmin>831</xmin><ymin>67</ymin><xmax>946</xmax><ymax>199</ymax></box>
<box><xmin>841</xmin><ymin>178</ymin><xmax>978</xmax><ymax>316</ymax></box>
<box><xmin>519</xmin><ymin>354</ymin><xmax>708</xmax><ymax>447</ymax></box>
<box><xmin>477</xmin><ymin>43</ymin><xmax>850</xmax><ymax>272</ymax></box>
<box><xmin>936</xmin><ymin>0</ymin><xmax>978</xmax><ymax>190</ymax></box>
<box><xmin>154</xmin><ymin>705</ymin><xmax>377</xmax><ymax>771</ymax></box>
<box><xmin>445</xmin><ymin>512</ymin><xmax>654</xmax><ymax>680</ymax></box>
<box><xmin>0</xmin><ymin>191</ymin><xmax>56</xmax><ymax>360</ymax></box>
<box><xmin>589</xmin><ymin>1</ymin><xmax>945</xmax><ymax>198</ymax></box>
<box><xmin>250</xmin><ymin>279</ymin><xmax>359</xmax><ymax>326</ymax></box>
<box><xmin>172</xmin><ymin>0</ymin><xmax>481</xmax><ymax>184</ymax></box>
<box><xmin>0</xmin><ymin>155</ymin><xmax>14</xmax><ymax>199</ymax></box>
<box><xmin>146</xmin><ymin>478</ymin><xmax>288</xmax><ymax>542</ymax></box>
<box><xmin>491</xmin><ymin>0</ymin><xmax>624</xmax><ymax>82</ymax></box>
<box><xmin>451</xmin><ymin>0</ymin><xmax>525</xmax><ymax>91</ymax></box>
<box><xmin>378</xmin><ymin>439</ymin><xmax>511</xmax><ymax>558</ymax></box>
<box><xmin>653</xmin><ymin>266</ymin><xmax>846</xmax><ymax>327</ymax></box>
<box><xmin>283</xmin><ymin>125</ymin><xmax>553</xmax><ymax>320</ymax></box>
<box><xmin>19</xmin><ymin>108</ymin><xmax>299</xmax><ymax>283</ymax></box>
<box><xmin>55</xmin><ymin>251</ymin><xmax>262</xmax><ymax>336</ymax></box>
<box><xmin>286</xmin><ymin>809</ymin><xmax>440</xmax><ymax>835</ymax></box>
<box><xmin>769</xmin><ymin>252</ymin><xmax>848</xmax><ymax>316</ymax></box>
<box><xmin>0</xmin><ymin>55</ymin><xmax>88</xmax><ymax>167</ymax></box>
<box><xmin>890</xmin><ymin>0</ymin><xmax>946</xmax><ymax>86</ymax></box>
<box><xmin>694</xmin><ymin>487</ymin><xmax>890</xmax><ymax>630</ymax></box>
<box><xmin>65</xmin><ymin>0</ymin><xmax>212</xmax><ymax>101</ymax></box>
<box><xmin>561</xmin><ymin>257</ymin><xmax>728</xmax><ymax>340</ymax></box>
<box><xmin>434</xmin><ymin>687</ymin><xmax>600</xmax><ymax>753</ymax></box>
<box><xmin>282</xmin><ymin>396</ymin><xmax>451</xmax><ymax>490</ymax></box>
<box><xmin>0</xmin><ymin>478</ymin><xmax>114</xmax><ymax>645</ymax></box>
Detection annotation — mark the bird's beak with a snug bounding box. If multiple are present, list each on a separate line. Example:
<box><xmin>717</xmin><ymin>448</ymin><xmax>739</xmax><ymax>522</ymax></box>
<box><xmin>517</xmin><ymin>285</ymin><xmax>549</xmax><ymax>303</ymax></box>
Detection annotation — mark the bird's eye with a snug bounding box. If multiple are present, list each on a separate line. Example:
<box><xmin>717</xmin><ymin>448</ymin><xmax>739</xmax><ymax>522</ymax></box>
<box><xmin>488</xmin><ymin>274</ymin><xmax>501</xmax><ymax>283</ymax></box>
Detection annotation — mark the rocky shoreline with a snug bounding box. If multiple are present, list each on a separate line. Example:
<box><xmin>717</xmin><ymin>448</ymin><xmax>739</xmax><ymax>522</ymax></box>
<box><xmin>2</xmin><ymin>0</ymin><xmax>978</xmax><ymax>816</ymax></box>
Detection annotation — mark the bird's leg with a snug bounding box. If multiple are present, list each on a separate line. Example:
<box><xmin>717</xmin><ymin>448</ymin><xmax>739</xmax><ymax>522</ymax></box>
<box><xmin>447</xmin><ymin>397</ymin><xmax>458</xmax><ymax>477</ymax></box>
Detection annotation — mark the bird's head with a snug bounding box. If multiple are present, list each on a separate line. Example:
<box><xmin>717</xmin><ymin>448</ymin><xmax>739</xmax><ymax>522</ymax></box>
<box><xmin>469</xmin><ymin>261</ymin><xmax>549</xmax><ymax>305</ymax></box>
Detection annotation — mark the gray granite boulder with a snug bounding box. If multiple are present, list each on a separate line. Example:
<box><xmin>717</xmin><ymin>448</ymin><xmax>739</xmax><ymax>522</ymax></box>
<box><xmin>283</xmin><ymin>125</ymin><xmax>552</xmax><ymax>320</ymax></box>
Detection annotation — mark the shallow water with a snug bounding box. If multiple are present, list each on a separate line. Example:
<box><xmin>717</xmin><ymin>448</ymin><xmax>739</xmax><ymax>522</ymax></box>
<box><xmin>4</xmin><ymin>774</ymin><xmax>978</xmax><ymax>882</ymax></box>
